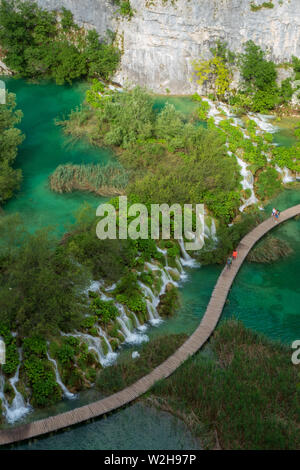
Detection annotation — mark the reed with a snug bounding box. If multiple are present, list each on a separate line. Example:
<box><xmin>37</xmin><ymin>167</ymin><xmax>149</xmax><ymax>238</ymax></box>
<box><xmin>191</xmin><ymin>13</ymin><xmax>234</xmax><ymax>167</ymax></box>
<box><xmin>49</xmin><ymin>162</ymin><xmax>129</xmax><ymax>196</ymax></box>
<box><xmin>247</xmin><ymin>235</ymin><xmax>293</xmax><ymax>263</ymax></box>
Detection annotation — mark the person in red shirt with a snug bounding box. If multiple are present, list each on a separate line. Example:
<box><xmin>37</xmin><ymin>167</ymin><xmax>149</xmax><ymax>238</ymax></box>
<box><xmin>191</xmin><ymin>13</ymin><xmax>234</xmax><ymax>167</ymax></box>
<box><xmin>232</xmin><ymin>250</ymin><xmax>237</xmax><ymax>260</ymax></box>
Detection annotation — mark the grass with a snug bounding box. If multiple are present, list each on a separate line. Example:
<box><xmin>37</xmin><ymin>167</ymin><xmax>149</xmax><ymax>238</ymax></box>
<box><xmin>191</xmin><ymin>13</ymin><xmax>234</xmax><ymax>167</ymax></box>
<box><xmin>55</xmin><ymin>106</ymin><xmax>101</xmax><ymax>146</ymax></box>
<box><xmin>49</xmin><ymin>162</ymin><xmax>129</xmax><ymax>196</ymax></box>
<box><xmin>247</xmin><ymin>235</ymin><xmax>293</xmax><ymax>263</ymax></box>
<box><xmin>95</xmin><ymin>319</ymin><xmax>299</xmax><ymax>449</ymax></box>
<box><xmin>96</xmin><ymin>333</ymin><xmax>188</xmax><ymax>394</ymax></box>
<box><xmin>151</xmin><ymin>320</ymin><xmax>299</xmax><ymax>450</ymax></box>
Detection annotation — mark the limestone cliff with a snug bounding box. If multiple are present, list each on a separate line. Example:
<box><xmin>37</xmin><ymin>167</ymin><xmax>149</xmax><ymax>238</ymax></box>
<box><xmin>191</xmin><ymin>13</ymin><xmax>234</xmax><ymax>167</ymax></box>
<box><xmin>35</xmin><ymin>0</ymin><xmax>300</xmax><ymax>93</ymax></box>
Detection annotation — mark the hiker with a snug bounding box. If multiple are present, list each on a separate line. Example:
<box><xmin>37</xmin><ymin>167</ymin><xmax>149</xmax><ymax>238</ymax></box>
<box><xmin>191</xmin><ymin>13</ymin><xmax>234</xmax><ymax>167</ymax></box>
<box><xmin>274</xmin><ymin>208</ymin><xmax>280</xmax><ymax>223</ymax></box>
<box><xmin>233</xmin><ymin>250</ymin><xmax>237</xmax><ymax>260</ymax></box>
<box><xmin>227</xmin><ymin>256</ymin><xmax>232</xmax><ymax>269</ymax></box>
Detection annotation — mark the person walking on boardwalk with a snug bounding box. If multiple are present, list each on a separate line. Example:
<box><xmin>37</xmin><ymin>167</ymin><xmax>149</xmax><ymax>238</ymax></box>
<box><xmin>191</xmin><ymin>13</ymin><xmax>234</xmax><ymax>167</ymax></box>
<box><xmin>273</xmin><ymin>208</ymin><xmax>280</xmax><ymax>223</ymax></box>
<box><xmin>227</xmin><ymin>256</ymin><xmax>232</xmax><ymax>269</ymax></box>
<box><xmin>233</xmin><ymin>250</ymin><xmax>237</xmax><ymax>261</ymax></box>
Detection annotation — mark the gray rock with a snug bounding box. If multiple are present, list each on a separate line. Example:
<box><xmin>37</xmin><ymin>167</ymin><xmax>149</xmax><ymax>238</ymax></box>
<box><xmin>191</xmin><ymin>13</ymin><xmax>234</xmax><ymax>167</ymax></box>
<box><xmin>25</xmin><ymin>0</ymin><xmax>300</xmax><ymax>94</ymax></box>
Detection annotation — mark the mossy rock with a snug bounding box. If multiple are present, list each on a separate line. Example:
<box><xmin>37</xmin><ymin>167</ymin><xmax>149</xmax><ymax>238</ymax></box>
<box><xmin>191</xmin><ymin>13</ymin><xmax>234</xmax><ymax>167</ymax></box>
<box><xmin>110</xmin><ymin>339</ymin><xmax>120</xmax><ymax>351</ymax></box>
<box><xmin>85</xmin><ymin>367</ymin><xmax>97</xmax><ymax>383</ymax></box>
<box><xmin>167</xmin><ymin>268</ymin><xmax>181</xmax><ymax>282</ymax></box>
<box><xmin>101</xmin><ymin>338</ymin><xmax>109</xmax><ymax>356</ymax></box>
<box><xmin>157</xmin><ymin>286</ymin><xmax>180</xmax><ymax>318</ymax></box>
<box><xmin>3</xmin><ymin>381</ymin><xmax>15</xmax><ymax>405</ymax></box>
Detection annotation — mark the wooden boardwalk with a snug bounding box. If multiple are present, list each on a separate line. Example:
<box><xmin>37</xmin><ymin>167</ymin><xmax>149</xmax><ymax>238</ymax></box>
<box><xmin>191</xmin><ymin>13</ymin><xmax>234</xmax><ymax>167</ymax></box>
<box><xmin>0</xmin><ymin>204</ymin><xmax>299</xmax><ymax>446</ymax></box>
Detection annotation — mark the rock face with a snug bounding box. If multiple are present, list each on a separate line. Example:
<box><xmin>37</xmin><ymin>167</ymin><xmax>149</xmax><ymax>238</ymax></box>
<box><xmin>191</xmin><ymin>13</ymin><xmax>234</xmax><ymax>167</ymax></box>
<box><xmin>36</xmin><ymin>0</ymin><xmax>116</xmax><ymax>36</ymax></box>
<box><xmin>36</xmin><ymin>0</ymin><xmax>300</xmax><ymax>94</ymax></box>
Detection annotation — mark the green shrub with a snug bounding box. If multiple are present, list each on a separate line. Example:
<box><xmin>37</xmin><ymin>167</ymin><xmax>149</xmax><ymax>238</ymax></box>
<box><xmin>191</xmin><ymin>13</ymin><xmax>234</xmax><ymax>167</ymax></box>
<box><xmin>157</xmin><ymin>287</ymin><xmax>180</xmax><ymax>317</ymax></box>
<box><xmin>0</xmin><ymin>0</ymin><xmax>120</xmax><ymax>83</ymax></box>
<box><xmin>23</xmin><ymin>337</ymin><xmax>61</xmax><ymax>407</ymax></box>
<box><xmin>255</xmin><ymin>168</ymin><xmax>282</xmax><ymax>200</ymax></box>
<box><xmin>90</xmin><ymin>298</ymin><xmax>119</xmax><ymax>324</ymax></box>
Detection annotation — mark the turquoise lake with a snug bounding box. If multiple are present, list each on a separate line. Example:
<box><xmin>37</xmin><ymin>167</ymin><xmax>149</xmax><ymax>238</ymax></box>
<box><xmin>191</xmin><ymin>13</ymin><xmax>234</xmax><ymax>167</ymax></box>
<box><xmin>1</xmin><ymin>78</ymin><xmax>299</xmax><ymax>449</ymax></box>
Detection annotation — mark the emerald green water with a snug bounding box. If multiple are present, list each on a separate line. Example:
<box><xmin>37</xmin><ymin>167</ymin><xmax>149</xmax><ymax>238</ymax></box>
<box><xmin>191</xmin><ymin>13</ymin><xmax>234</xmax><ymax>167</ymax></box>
<box><xmin>2</xmin><ymin>80</ymin><xmax>299</xmax><ymax>449</ymax></box>
<box><xmin>153</xmin><ymin>95</ymin><xmax>199</xmax><ymax>116</ymax></box>
<box><xmin>2</xmin><ymin>78</ymin><xmax>110</xmax><ymax>233</ymax></box>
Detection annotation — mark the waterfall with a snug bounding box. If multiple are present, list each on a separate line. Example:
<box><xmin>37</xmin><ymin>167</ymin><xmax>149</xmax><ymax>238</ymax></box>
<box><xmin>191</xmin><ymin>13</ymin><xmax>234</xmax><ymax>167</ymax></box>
<box><xmin>0</xmin><ymin>349</ymin><xmax>31</xmax><ymax>424</ymax></box>
<box><xmin>105</xmin><ymin>283</ymin><xmax>117</xmax><ymax>292</ymax></box>
<box><xmin>116</xmin><ymin>315</ymin><xmax>149</xmax><ymax>344</ymax></box>
<box><xmin>46</xmin><ymin>351</ymin><xmax>76</xmax><ymax>400</ymax></box>
<box><xmin>178</xmin><ymin>238</ymin><xmax>198</xmax><ymax>267</ymax></box>
<box><xmin>248</xmin><ymin>113</ymin><xmax>277</xmax><ymax>134</ymax></box>
<box><xmin>116</xmin><ymin>304</ymin><xmax>149</xmax><ymax>344</ymax></box>
<box><xmin>131</xmin><ymin>311</ymin><xmax>147</xmax><ymax>332</ymax></box>
<box><xmin>210</xmin><ymin>219</ymin><xmax>218</xmax><ymax>242</ymax></box>
<box><xmin>138</xmin><ymin>281</ymin><xmax>163</xmax><ymax>326</ymax></box>
<box><xmin>283</xmin><ymin>167</ymin><xmax>295</xmax><ymax>183</ymax></box>
<box><xmin>276</xmin><ymin>165</ymin><xmax>295</xmax><ymax>183</ymax></box>
<box><xmin>96</xmin><ymin>326</ymin><xmax>118</xmax><ymax>364</ymax></box>
<box><xmin>85</xmin><ymin>280</ymin><xmax>101</xmax><ymax>295</ymax></box>
<box><xmin>62</xmin><ymin>331</ymin><xmax>117</xmax><ymax>367</ymax></box>
<box><xmin>236</xmin><ymin>156</ymin><xmax>258</xmax><ymax>212</ymax></box>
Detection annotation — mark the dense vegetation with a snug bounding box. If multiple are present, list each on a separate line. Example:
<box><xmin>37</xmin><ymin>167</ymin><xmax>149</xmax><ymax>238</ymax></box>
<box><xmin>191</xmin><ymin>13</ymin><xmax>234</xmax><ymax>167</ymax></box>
<box><xmin>0</xmin><ymin>0</ymin><xmax>120</xmax><ymax>84</ymax></box>
<box><xmin>59</xmin><ymin>86</ymin><xmax>242</xmax><ymax>224</ymax></box>
<box><xmin>194</xmin><ymin>39</ymin><xmax>299</xmax><ymax>113</ymax></box>
<box><xmin>0</xmin><ymin>214</ymin><xmax>89</xmax><ymax>337</ymax></box>
<box><xmin>0</xmin><ymin>205</ymin><xmax>185</xmax><ymax>406</ymax></box>
<box><xmin>150</xmin><ymin>320</ymin><xmax>299</xmax><ymax>450</ymax></box>
<box><xmin>0</xmin><ymin>91</ymin><xmax>24</xmax><ymax>205</ymax></box>
<box><xmin>96</xmin><ymin>333</ymin><xmax>188</xmax><ymax>394</ymax></box>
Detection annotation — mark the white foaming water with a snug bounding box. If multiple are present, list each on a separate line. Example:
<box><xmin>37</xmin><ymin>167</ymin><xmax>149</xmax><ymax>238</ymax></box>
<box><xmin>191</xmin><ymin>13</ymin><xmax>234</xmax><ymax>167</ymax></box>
<box><xmin>210</xmin><ymin>219</ymin><xmax>218</xmax><ymax>242</ymax></box>
<box><xmin>204</xmin><ymin>219</ymin><xmax>218</xmax><ymax>243</ymax></box>
<box><xmin>138</xmin><ymin>280</ymin><xmax>163</xmax><ymax>326</ymax></box>
<box><xmin>46</xmin><ymin>351</ymin><xmax>76</xmax><ymax>400</ymax></box>
<box><xmin>131</xmin><ymin>311</ymin><xmax>148</xmax><ymax>332</ymax></box>
<box><xmin>105</xmin><ymin>283</ymin><xmax>117</xmax><ymax>292</ymax></box>
<box><xmin>283</xmin><ymin>167</ymin><xmax>295</xmax><ymax>183</ymax></box>
<box><xmin>236</xmin><ymin>156</ymin><xmax>258</xmax><ymax>212</ymax></box>
<box><xmin>97</xmin><ymin>326</ymin><xmax>119</xmax><ymax>364</ymax></box>
<box><xmin>116</xmin><ymin>304</ymin><xmax>149</xmax><ymax>344</ymax></box>
<box><xmin>85</xmin><ymin>280</ymin><xmax>101</xmax><ymax>295</ymax></box>
<box><xmin>157</xmin><ymin>247</ymin><xmax>168</xmax><ymax>255</ymax></box>
<box><xmin>178</xmin><ymin>238</ymin><xmax>199</xmax><ymax>267</ymax></box>
<box><xmin>0</xmin><ymin>349</ymin><xmax>31</xmax><ymax>423</ymax></box>
<box><xmin>275</xmin><ymin>164</ymin><xmax>296</xmax><ymax>184</ymax></box>
<box><xmin>248</xmin><ymin>113</ymin><xmax>277</xmax><ymax>134</ymax></box>
<box><xmin>62</xmin><ymin>331</ymin><xmax>117</xmax><ymax>367</ymax></box>
<box><xmin>202</xmin><ymin>98</ymin><xmax>223</xmax><ymax>124</ymax></box>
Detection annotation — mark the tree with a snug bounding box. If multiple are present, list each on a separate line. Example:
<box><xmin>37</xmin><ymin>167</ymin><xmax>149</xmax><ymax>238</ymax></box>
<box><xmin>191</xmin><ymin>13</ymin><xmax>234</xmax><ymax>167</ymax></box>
<box><xmin>239</xmin><ymin>40</ymin><xmax>279</xmax><ymax>111</ymax></box>
<box><xmin>85</xmin><ymin>30</ymin><xmax>120</xmax><ymax>80</ymax></box>
<box><xmin>0</xmin><ymin>1</ymin><xmax>120</xmax><ymax>83</ymax></box>
<box><xmin>0</xmin><ymin>92</ymin><xmax>24</xmax><ymax>205</ymax></box>
<box><xmin>0</xmin><ymin>224</ymin><xmax>89</xmax><ymax>337</ymax></box>
<box><xmin>193</xmin><ymin>55</ymin><xmax>231</xmax><ymax>99</ymax></box>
